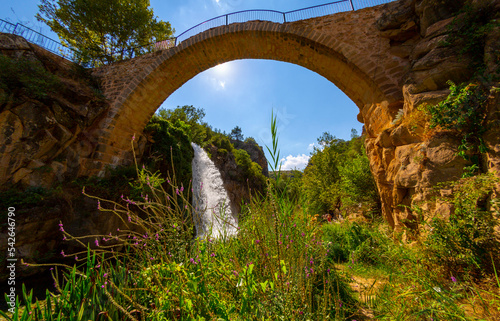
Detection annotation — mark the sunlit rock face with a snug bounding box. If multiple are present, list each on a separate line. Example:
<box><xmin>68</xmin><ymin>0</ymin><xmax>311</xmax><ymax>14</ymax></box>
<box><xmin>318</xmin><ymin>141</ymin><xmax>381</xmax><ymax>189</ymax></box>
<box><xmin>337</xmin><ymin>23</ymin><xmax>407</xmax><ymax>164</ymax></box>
<box><xmin>362</xmin><ymin>0</ymin><xmax>500</xmax><ymax>232</ymax></box>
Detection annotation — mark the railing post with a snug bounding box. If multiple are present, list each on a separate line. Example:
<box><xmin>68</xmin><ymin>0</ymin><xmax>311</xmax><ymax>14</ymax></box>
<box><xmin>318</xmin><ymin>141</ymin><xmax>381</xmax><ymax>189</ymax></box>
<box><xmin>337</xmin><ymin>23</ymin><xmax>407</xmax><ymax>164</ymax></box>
<box><xmin>349</xmin><ymin>0</ymin><xmax>355</xmax><ymax>11</ymax></box>
<box><xmin>12</xmin><ymin>23</ymin><xmax>18</xmax><ymax>35</ymax></box>
<box><xmin>283</xmin><ymin>13</ymin><xmax>286</xmax><ymax>23</ymax></box>
<box><xmin>226</xmin><ymin>14</ymin><xmax>228</xmax><ymax>25</ymax></box>
<box><xmin>174</xmin><ymin>37</ymin><xmax>178</xmax><ymax>46</ymax></box>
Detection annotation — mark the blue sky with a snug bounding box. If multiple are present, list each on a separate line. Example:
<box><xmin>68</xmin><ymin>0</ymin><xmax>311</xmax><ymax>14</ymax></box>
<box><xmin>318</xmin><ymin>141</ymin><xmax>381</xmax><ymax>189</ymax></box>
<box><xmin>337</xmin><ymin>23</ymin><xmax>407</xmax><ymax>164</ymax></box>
<box><xmin>1</xmin><ymin>0</ymin><xmax>365</xmax><ymax>170</ymax></box>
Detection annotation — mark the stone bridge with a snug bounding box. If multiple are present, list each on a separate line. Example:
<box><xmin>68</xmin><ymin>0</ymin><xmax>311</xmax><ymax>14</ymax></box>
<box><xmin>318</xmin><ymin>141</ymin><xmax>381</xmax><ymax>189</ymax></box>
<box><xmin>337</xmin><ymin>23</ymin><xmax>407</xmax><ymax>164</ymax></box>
<box><xmin>87</xmin><ymin>0</ymin><xmax>500</xmax><ymax>229</ymax></box>
<box><xmin>89</xmin><ymin>0</ymin><xmax>407</xmax><ymax>172</ymax></box>
<box><xmin>39</xmin><ymin>0</ymin><xmax>500</xmax><ymax>230</ymax></box>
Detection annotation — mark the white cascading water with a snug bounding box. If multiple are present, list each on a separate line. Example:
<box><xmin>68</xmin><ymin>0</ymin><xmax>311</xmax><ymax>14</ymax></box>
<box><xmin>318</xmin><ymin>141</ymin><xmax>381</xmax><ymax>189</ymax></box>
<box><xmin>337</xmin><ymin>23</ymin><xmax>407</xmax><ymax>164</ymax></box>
<box><xmin>191</xmin><ymin>143</ymin><xmax>238</xmax><ymax>239</ymax></box>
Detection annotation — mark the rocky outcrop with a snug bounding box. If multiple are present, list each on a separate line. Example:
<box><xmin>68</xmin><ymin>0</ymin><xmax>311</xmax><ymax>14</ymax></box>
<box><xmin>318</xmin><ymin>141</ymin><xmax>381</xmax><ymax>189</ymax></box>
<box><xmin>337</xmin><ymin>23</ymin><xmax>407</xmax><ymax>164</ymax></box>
<box><xmin>0</xmin><ymin>33</ymin><xmax>113</xmax><ymax>279</ymax></box>
<box><xmin>0</xmin><ymin>33</ymin><xmax>110</xmax><ymax>189</ymax></box>
<box><xmin>362</xmin><ymin>0</ymin><xmax>500</xmax><ymax>231</ymax></box>
<box><xmin>232</xmin><ymin>139</ymin><xmax>269</xmax><ymax>177</ymax></box>
<box><xmin>208</xmin><ymin>141</ymin><xmax>268</xmax><ymax>214</ymax></box>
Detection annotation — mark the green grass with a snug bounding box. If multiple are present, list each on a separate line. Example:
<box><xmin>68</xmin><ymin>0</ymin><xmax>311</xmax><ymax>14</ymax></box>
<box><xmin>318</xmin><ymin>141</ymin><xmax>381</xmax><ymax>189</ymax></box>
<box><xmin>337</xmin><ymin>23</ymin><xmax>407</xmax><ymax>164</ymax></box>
<box><xmin>321</xmin><ymin>218</ymin><xmax>500</xmax><ymax>320</ymax></box>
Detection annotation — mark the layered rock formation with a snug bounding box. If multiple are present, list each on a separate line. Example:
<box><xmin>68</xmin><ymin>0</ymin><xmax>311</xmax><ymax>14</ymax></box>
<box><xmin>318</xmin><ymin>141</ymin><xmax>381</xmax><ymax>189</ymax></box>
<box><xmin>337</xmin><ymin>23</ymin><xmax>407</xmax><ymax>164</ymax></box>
<box><xmin>361</xmin><ymin>0</ymin><xmax>500</xmax><ymax>231</ymax></box>
<box><xmin>209</xmin><ymin>139</ymin><xmax>268</xmax><ymax>214</ymax></box>
<box><xmin>0</xmin><ymin>33</ymin><xmax>110</xmax><ymax>188</ymax></box>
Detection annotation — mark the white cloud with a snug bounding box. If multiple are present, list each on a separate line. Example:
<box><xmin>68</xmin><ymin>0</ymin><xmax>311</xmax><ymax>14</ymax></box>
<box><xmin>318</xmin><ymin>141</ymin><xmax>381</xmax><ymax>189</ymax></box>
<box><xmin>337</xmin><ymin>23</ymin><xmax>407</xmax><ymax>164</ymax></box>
<box><xmin>307</xmin><ymin>143</ymin><xmax>315</xmax><ymax>151</ymax></box>
<box><xmin>207</xmin><ymin>76</ymin><xmax>227</xmax><ymax>90</ymax></box>
<box><xmin>280</xmin><ymin>154</ymin><xmax>310</xmax><ymax>171</ymax></box>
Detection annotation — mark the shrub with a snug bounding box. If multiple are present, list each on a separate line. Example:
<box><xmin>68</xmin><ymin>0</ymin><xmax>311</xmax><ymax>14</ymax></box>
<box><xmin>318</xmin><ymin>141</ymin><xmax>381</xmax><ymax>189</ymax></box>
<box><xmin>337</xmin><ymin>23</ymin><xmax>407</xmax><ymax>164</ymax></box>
<box><xmin>424</xmin><ymin>173</ymin><xmax>500</xmax><ymax>278</ymax></box>
<box><xmin>144</xmin><ymin>117</ymin><xmax>193</xmax><ymax>188</ymax></box>
<box><xmin>423</xmin><ymin>81</ymin><xmax>489</xmax><ymax>162</ymax></box>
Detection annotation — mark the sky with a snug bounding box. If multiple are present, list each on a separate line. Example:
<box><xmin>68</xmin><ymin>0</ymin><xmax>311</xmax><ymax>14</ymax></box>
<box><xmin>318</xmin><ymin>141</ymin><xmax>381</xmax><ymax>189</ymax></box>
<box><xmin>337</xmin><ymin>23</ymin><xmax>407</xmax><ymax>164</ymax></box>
<box><xmin>1</xmin><ymin>0</ymin><xmax>368</xmax><ymax>170</ymax></box>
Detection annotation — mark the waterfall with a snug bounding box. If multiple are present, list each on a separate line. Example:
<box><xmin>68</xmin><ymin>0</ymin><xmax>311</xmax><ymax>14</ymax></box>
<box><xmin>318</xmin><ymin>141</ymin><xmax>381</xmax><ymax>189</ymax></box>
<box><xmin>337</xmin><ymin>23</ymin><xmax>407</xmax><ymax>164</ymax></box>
<box><xmin>191</xmin><ymin>143</ymin><xmax>238</xmax><ymax>239</ymax></box>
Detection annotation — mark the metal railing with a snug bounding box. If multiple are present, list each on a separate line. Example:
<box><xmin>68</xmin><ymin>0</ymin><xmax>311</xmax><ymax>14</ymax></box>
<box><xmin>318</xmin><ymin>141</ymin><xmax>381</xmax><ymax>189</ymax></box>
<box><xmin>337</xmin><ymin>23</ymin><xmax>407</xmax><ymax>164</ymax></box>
<box><xmin>1</xmin><ymin>0</ymin><xmax>395</xmax><ymax>64</ymax></box>
<box><xmin>0</xmin><ymin>19</ymin><xmax>79</xmax><ymax>60</ymax></box>
<box><xmin>173</xmin><ymin>0</ymin><xmax>394</xmax><ymax>45</ymax></box>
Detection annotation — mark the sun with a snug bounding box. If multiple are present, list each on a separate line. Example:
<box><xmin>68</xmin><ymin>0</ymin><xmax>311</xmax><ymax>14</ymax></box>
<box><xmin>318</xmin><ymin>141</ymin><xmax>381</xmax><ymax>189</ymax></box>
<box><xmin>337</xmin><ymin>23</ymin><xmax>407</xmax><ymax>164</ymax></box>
<box><xmin>211</xmin><ymin>62</ymin><xmax>232</xmax><ymax>76</ymax></box>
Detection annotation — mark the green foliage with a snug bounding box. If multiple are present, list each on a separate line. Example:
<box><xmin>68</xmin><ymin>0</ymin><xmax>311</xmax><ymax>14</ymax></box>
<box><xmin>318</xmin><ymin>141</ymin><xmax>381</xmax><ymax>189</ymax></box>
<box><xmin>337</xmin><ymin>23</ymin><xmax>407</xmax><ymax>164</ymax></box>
<box><xmin>230</xmin><ymin>125</ymin><xmax>244</xmax><ymax>141</ymax></box>
<box><xmin>144</xmin><ymin>117</ymin><xmax>193</xmax><ymax>189</ymax></box>
<box><xmin>36</xmin><ymin>0</ymin><xmax>173</xmax><ymax>66</ymax></box>
<box><xmin>244</xmin><ymin>136</ymin><xmax>257</xmax><ymax>145</ymax></box>
<box><xmin>322</xmin><ymin>221</ymin><xmax>403</xmax><ymax>268</ymax></box>
<box><xmin>208</xmin><ymin>133</ymin><xmax>233</xmax><ymax>152</ymax></box>
<box><xmin>424</xmin><ymin>81</ymin><xmax>489</xmax><ymax>162</ymax></box>
<box><xmin>301</xmin><ymin>132</ymin><xmax>379</xmax><ymax>217</ymax></box>
<box><xmin>0</xmin><ymin>187</ymin><xmax>48</xmax><ymax>210</ymax></box>
<box><xmin>0</xmin><ymin>54</ymin><xmax>60</xmax><ymax>103</ymax></box>
<box><xmin>424</xmin><ymin>173</ymin><xmax>500</xmax><ymax>278</ymax></box>
<box><xmin>156</xmin><ymin>105</ymin><xmax>209</xmax><ymax>145</ymax></box>
<box><xmin>273</xmin><ymin>170</ymin><xmax>303</xmax><ymax>203</ymax></box>
<box><xmin>234</xmin><ymin>149</ymin><xmax>266</xmax><ymax>187</ymax></box>
<box><xmin>338</xmin><ymin>150</ymin><xmax>380</xmax><ymax>215</ymax></box>
<box><xmin>233</xmin><ymin>149</ymin><xmax>252</xmax><ymax>170</ymax></box>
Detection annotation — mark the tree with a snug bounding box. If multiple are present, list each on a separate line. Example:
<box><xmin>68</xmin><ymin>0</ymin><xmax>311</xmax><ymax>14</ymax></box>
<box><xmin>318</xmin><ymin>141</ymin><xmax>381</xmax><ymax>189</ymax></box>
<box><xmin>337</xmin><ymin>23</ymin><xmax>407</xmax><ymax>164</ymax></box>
<box><xmin>37</xmin><ymin>0</ymin><xmax>173</xmax><ymax>66</ymax></box>
<box><xmin>230</xmin><ymin>126</ymin><xmax>244</xmax><ymax>141</ymax></box>
<box><xmin>156</xmin><ymin>106</ymin><xmax>208</xmax><ymax>144</ymax></box>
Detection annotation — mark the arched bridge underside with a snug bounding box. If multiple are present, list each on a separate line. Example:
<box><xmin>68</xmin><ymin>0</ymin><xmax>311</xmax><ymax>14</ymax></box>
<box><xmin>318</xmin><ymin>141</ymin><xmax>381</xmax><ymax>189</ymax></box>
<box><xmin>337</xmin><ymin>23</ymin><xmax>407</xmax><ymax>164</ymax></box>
<box><xmin>89</xmin><ymin>2</ymin><xmax>408</xmax><ymax>174</ymax></box>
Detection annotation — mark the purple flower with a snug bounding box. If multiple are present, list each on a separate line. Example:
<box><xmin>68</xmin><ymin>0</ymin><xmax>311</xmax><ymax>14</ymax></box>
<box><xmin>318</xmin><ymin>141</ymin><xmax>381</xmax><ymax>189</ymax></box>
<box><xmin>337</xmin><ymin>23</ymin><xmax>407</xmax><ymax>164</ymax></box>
<box><xmin>95</xmin><ymin>239</ymin><xmax>99</xmax><ymax>247</ymax></box>
<box><xmin>59</xmin><ymin>223</ymin><xmax>64</xmax><ymax>232</ymax></box>
<box><xmin>61</xmin><ymin>250</ymin><xmax>66</xmax><ymax>257</ymax></box>
<box><xmin>451</xmin><ymin>276</ymin><xmax>457</xmax><ymax>283</ymax></box>
<box><xmin>132</xmin><ymin>134</ymin><xmax>135</xmax><ymax>141</ymax></box>
<box><xmin>255</xmin><ymin>239</ymin><xmax>260</xmax><ymax>244</ymax></box>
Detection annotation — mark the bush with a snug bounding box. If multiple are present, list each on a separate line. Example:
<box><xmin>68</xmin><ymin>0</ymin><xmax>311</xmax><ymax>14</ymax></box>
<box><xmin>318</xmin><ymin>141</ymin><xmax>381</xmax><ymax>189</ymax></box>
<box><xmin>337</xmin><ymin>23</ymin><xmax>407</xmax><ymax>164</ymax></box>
<box><xmin>423</xmin><ymin>81</ymin><xmax>489</xmax><ymax>162</ymax></box>
<box><xmin>208</xmin><ymin>133</ymin><xmax>233</xmax><ymax>152</ymax></box>
<box><xmin>144</xmin><ymin>117</ymin><xmax>193</xmax><ymax>189</ymax></box>
<box><xmin>424</xmin><ymin>173</ymin><xmax>500</xmax><ymax>278</ymax></box>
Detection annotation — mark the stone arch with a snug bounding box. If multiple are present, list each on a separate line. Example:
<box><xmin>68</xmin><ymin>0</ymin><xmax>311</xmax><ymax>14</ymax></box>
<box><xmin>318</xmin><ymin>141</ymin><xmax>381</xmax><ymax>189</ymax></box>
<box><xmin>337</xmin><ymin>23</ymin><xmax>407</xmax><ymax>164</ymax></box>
<box><xmin>89</xmin><ymin>4</ymin><xmax>408</xmax><ymax>172</ymax></box>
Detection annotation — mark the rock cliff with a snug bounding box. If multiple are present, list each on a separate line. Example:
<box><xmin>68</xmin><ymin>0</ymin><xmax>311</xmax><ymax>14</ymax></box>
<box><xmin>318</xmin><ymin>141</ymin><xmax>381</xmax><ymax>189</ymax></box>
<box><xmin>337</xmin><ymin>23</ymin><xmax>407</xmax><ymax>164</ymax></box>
<box><xmin>0</xmin><ymin>33</ymin><xmax>109</xmax><ymax>188</ymax></box>
<box><xmin>362</xmin><ymin>0</ymin><xmax>500</xmax><ymax>231</ymax></box>
<box><xmin>208</xmin><ymin>139</ymin><xmax>268</xmax><ymax>214</ymax></box>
